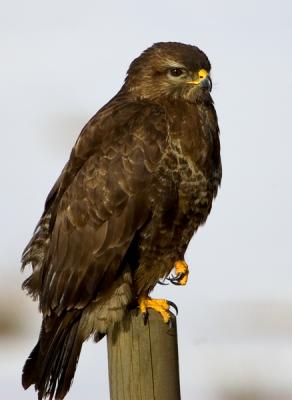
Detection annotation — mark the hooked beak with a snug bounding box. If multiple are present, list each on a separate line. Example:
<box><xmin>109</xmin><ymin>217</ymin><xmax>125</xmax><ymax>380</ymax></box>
<box><xmin>187</xmin><ymin>69</ymin><xmax>212</xmax><ymax>92</ymax></box>
<box><xmin>200</xmin><ymin>75</ymin><xmax>212</xmax><ymax>92</ymax></box>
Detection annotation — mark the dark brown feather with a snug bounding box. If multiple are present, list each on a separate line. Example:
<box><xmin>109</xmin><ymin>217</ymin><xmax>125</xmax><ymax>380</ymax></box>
<box><xmin>22</xmin><ymin>42</ymin><xmax>221</xmax><ymax>399</ymax></box>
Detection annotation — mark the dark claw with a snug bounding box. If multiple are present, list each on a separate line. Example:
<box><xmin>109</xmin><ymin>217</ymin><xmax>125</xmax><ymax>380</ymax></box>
<box><xmin>171</xmin><ymin>280</ymin><xmax>182</xmax><ymax>286</ymax></box>
<box><xmin>173</xmin><ymin>273</ymin><xmax>183</xmax><ymax>281</ymax></box>
<box><xmin>167</xmin><ymin>300</ymin><xmax>178</xmax><ymax>316</ymax></box>
<box><xmin>166</xmin><ymin>272</ymin><xmax>184</xmax><ymax>285</ymax></box>
<box><xmin>158</xmin><ymin>279</ymin><xmax>169</xmax><ymax>285</ymax></box>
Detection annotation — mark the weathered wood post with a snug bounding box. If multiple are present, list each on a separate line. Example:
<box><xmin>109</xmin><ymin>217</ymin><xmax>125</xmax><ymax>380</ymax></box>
<box><xmin>107</xmin><ymin>309</ymin><xmax>181</xmax><ymax>400</ymax></box>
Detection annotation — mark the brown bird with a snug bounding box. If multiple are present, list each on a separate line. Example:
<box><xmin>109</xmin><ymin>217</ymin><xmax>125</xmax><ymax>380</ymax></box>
<box><xmin>21</xmin><ymin>42</ymin><xmax>222</xmax><ymax>399</ymax></box>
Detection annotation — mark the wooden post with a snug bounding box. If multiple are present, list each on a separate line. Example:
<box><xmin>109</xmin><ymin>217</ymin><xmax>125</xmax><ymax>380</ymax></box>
<box><xmin>107</xmin><ymin>309</ymin><xmax>181</xmax><ymax>400</ymax></box>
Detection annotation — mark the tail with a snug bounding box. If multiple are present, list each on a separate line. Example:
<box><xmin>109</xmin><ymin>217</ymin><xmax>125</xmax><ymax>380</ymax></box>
<box><xmin>22</xmin><ymin>311</ymin><xmax>84</xmax><ymax>400</ymax></box>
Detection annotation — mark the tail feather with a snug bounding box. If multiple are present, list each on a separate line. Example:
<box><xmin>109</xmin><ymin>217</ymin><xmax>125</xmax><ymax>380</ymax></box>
<box><xmin>22</xmin><ymin>341</ymin><xmax>41</xmax><ymax>390</ymax></box>
<box><xmin>22</xmin><ymin>311</ymin><xmax>83</xmax><ymax>400</ymax></box>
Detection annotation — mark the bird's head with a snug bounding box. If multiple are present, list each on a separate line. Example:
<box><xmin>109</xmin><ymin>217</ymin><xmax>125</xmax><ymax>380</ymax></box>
<box><xmin>123</xmin><ymin>42</ymin><xmax>212</xmax><ymax>103</ymax></box>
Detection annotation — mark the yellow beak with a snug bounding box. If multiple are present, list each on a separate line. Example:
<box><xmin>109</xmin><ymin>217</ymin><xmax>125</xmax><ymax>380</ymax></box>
<box><xmin>187</xmin><ymin>69</ymin><xmax>209</xmax><ymax>85</ymax></box>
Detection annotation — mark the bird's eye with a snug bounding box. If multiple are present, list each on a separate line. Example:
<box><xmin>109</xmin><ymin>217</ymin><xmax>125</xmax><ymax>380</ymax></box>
<box><xmin>169</xmin><ymin>68</ymin><xmax>184</xmax><ymax>77</ymax></box>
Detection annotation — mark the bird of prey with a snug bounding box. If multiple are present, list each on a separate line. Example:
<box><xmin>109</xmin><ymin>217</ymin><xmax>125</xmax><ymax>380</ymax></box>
<box><xmin>21</xmin><ymin>42</ymin><xmax>222</xmax><ymax>399</ymax></box>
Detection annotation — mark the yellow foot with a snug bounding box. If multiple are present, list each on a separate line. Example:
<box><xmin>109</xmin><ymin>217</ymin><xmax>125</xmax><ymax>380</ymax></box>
<box><xmin>138</xmin><ymin>296</ymin><xmax>171</xmax><ymax>323</ymax></box>
<box><xmin>168</xmin><ymin>260</ymin><xmax>189</xmax><ymax>286</ymax></box>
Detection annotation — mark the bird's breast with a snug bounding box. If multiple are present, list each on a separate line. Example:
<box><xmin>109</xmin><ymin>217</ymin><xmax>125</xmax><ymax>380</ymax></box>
<box><xmin>155</xmin><ymin>102</ymin><xmax>221</xmax><ymax>220</ymax></box>
<box><xmin>164</xmin><ymin>101</ymin><xmax>221</xmax><ymax>184</ymax></box>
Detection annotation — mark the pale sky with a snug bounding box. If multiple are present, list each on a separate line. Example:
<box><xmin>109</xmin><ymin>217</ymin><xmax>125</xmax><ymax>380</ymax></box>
<box><xmin>1</xmin><ymin>1</ymin><xmax>292</xmax><ymax>399</ymax></box>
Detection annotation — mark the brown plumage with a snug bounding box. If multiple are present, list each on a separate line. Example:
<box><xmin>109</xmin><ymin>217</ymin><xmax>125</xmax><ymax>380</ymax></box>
<box><xmin>21</xmin><ymin>42</ymin><xmax>222</xmax><ymax>399</ymax></box>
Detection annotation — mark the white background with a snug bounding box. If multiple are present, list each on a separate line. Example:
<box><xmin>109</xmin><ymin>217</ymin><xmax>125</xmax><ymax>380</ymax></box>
<box><xmin>1</xmin><ymin>1</ymin><xmax>292</xmax><ymax>399</ymax></box>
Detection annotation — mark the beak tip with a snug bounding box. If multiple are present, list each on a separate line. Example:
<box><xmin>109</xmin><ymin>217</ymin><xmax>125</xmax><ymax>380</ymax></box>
<box><xmin>200</xmin><ymin>76</ymin><xmax>212</xmax><ymax>92</ymax></box>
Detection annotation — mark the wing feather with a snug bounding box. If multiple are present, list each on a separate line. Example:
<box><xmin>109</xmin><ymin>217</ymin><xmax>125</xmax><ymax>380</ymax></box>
<box><xmin>26</xmin><ymin>100</ymin><xmax>168</xmax><ymax>316</ymax></box>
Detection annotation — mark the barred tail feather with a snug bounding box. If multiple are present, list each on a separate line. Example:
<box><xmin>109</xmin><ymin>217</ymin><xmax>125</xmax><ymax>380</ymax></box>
<box><xmin>22</xmin><ymin>311</ymin><xmax>84</xmax><ymax>400</ymax></box>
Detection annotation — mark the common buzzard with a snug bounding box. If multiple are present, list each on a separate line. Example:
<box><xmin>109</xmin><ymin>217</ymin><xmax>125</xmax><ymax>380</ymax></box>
<box><xmin>21</xmin><ymin>42</ymin><xmax>222</xmax><ymax>399</ymax></box>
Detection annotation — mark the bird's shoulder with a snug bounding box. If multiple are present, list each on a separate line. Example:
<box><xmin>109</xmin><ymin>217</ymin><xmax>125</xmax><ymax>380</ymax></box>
<box><xmin>46</xmin><ymin>95</ymin><xmax>168</xmax><ymax>211</ymax></box>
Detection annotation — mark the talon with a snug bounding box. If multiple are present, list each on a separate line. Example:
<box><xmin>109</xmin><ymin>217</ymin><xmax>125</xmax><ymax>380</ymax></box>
<box><xmin>168</xmin><ymin>260</ymin><xmax>189</xmax><ymax>286</ymax></box>
<box><xmin>167</xmin><ymin>272</ymin><xmax>183</xmax><ymax>284</ymax></box>
<box><xmin>138</xmin><ymin>295</ymin><xmax>171</xmax><ymax>323</ymax></box>
<box><xmin>167</xmin><ymin>300</ymin><xmax>178</xmax><ymax>316</ymax></box>
<box><xmin>158</xmin><ymin>279</ymin><xmax>169</xmax><ymax>285</ymax></box>
<box><xmin>171</xmin><ymin>280</ymin><xmax>182</xmax><ymax>286</ymax></box>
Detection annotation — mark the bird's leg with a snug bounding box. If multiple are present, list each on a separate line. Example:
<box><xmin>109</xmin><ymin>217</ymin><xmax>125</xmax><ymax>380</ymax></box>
<box><xmin>167</xmin><ymin>260</ymin><xmax>189</xmax><ymax>286</ymax></box>
<box><xmin>138</xmin><ymin>295</ymin><xmax>177</xmax><ymax>323</ymax></box>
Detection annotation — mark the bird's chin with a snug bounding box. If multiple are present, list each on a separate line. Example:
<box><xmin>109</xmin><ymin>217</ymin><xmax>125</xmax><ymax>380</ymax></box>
<box><xmin>179</xmin><ymin>86</ymin><xmax>212</xmax><ymax>104</ymax></box>
<box><xmin>149</xmin><ymin>85</ymin><xmax>212</xmax><ymax>105</ymax></box>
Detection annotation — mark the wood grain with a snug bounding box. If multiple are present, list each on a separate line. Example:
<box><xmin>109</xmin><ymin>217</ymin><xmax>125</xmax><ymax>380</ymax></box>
<box><xmin>107</xmin><ymin>309</ymin><xmax>181</xmax><ymax>400</ymax></box>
